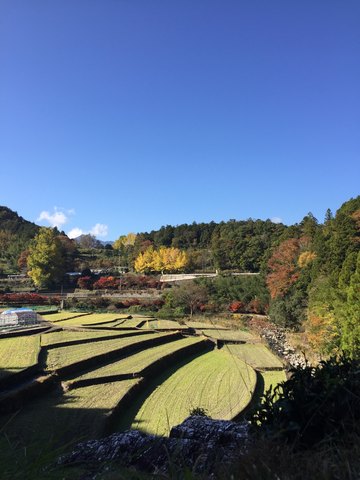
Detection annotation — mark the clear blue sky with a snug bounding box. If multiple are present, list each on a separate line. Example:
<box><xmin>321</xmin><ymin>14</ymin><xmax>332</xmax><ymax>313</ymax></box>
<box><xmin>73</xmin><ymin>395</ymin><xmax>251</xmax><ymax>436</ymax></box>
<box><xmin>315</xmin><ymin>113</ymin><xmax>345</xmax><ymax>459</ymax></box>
<box><xmin>1</xmin><ymin>1</ymin><xmax>359</xmax><ymax>239</ymax></box>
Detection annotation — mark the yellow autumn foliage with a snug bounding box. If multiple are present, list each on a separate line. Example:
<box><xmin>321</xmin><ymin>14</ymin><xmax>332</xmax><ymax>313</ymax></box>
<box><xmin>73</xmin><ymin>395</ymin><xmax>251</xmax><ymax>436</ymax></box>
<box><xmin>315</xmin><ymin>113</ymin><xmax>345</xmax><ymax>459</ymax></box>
<box><xmin>134</xmin><ymin>246</ymin><xmax>188</xmax><ymax>273</ymax></box>
<box><xmin>298</xmin><ymin>251</ymin><xmax>317</xmax><ymax>268</ymax></box>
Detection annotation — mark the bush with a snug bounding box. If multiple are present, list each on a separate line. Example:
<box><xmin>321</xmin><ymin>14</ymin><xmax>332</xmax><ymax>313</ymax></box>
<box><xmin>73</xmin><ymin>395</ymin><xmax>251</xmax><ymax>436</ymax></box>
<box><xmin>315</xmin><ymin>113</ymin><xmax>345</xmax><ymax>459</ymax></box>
<box><xmin>229</xmin><ymin>300</ymin><xmax>246</xmax><ymax>313</ymax></box>
<box><xmin>93</xmin><ymin>276</ymin><xmax>119</xmax><ymax>290</ymax></box>
<box><xmin>77</xmin><ymin>276</ymin><xmax>94</xmax><ymax>290</ymax></box>
<box><xmin>189</xmin><ymin>407</ymin><xmax>209</xmax><ymax>417</ymax></box>
<box><xmin>251</xmin><ymin>355</ymin><xmax>360</xmax><ymax>449</ymax></box>
<box><xmin>0</xmin><ymin>293</ymin><xmax>55</xmax><ymax>306</ymax></box>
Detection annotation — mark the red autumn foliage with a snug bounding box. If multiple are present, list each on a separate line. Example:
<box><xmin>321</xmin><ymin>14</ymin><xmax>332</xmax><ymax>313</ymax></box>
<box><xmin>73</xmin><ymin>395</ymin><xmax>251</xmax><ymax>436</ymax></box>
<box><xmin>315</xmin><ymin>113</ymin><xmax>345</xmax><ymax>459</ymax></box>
<box><xmin>93</xmin><ymin>276</ymin><xmax>119</xmax><ymax>290</ymax></box>
<box><xmin>77</xmin><ymin>276</ymin><xmax>94</xmax><ymax>290</ymax></box>
<box><xmin>0</xmin><ymin>293</ymin><xmax>55</xmax><ymax>305</ymax></box>
<box><xmin>17</xmin><ymin>250</ymin><xmax>30</xmax><ymax>271</ymax></box>
<box><xmin>266</xmin><ymin>238</ymin><xmax>300</xmax><ymax>299</ymax></box>
<box><xmin>229</xmin><ymin>300</ymin><xmax>246</xmax><ymax>313</ymax></box>
<box><xmin>120</xmin><ymin>275</ymin><xmax>162</xmax><ymax>290</ymax></box>
<box><xmin>247</xmin><ymin>298</ymin><xmax>263</xmax><ymax>314</ymax></box>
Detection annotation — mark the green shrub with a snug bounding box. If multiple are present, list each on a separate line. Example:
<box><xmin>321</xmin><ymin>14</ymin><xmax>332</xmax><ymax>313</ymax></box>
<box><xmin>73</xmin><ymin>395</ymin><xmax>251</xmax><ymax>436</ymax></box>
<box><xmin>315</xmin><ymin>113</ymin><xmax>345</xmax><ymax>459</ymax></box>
<box><xmin>251</xmin><ymin>355</ymin><xmax>360</xmax><ymax>449</ymax></box>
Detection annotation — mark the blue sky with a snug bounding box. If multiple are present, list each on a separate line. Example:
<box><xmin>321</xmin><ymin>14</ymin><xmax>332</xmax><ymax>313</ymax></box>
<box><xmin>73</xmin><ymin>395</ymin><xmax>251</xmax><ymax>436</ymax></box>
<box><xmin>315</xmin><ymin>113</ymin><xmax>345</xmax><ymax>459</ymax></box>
<box><xmin>1</xmin><ymin>1</ymin><xmax>359</xmax><ymax>239</ymax></box>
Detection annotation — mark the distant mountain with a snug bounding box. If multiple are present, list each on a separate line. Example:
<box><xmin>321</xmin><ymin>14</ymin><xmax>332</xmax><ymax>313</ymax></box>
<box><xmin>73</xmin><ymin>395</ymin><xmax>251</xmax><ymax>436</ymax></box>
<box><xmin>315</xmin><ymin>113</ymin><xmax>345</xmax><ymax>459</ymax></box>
<box><xmin>0</xmin><ymin>206</ymin><xmax>39</xmax><ymax>240</ymax></box>
<box><xmin>73</xmin><ymin>234</ymin><xmax>113</xmax><ymax>248</ymax></box>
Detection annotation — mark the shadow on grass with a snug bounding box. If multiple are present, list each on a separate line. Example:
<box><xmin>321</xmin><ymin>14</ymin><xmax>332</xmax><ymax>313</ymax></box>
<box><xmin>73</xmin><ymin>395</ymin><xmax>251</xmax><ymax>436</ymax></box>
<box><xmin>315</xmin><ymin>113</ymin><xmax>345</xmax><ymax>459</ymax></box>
<box><xmin>0</xmin><ymin>390</ymin><xmax>109</xmax><ymax>480</ymax></box>
<box><xmin>111</xmin><ymin>351</ymin><xmax>209</xmax><ymax>434</ymax></box>
<box><xmin>233</xmin><ymin>370</ymin><xmax>265</xmax><ymax>421</ymax></box>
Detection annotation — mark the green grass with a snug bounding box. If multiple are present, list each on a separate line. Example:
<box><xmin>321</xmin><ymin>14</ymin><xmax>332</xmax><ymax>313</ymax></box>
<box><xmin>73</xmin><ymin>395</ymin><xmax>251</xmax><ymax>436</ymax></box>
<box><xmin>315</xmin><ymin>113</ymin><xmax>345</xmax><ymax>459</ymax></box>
<box><xmin>139</xmin><ymin>319</ymin><xmax>184</xmax><ymax>329</ymax></box>
<box><xmin>224</xmin><ymin>344</ymin><xmax>284</xmax><ymax>369</ymax></box>
<box><xmin>40</xmin><ymin>329</ymin><xmax>139</xmax><ymax>347</ymax></box>
<box><xmin>45</xmin><ymin>332</ymin><xmax>171</xmax><ymax>371</ymax></box>
<box><xmin>185</xmin><ymin>320</ymin><xmax>229</xmax><ymax>329</ymax></box>
<box><xmin>260</xmin><ymin>370</ymin><xmax>287</xmax><ymax>393</ymax></box>
<box><xmin>57</xmin><ymin>313</ymin><xmax>129</xmax><ymax>326</ymax></box>
<box><xmin>0</xmin><ymin>378</ymin><xmax>140</xmax><ymax>451</ymax></box>
<box><xmin>200</xmin><ymin>329</ymin><xmax>257</xmax><ymax>342</ymax></box>
<box><xmin>0</xmin><ymin>335</ymin><xmax>41</xmax><ymax>380</ymax></box>
<box><xmin>116</xmin><ymin>318</ymin><xmax>145</xmax><ymax>328</ymax></box>
<box><xmin>132</xmin><ymin>349</ymin><xmax>256</xmax><ymax>436</ymax></box>
<box><xmin>46</xmin><ymin>313</ymin><xmax>128</xmax><ymax>326</ymax></box>
<box><xmin>73</xmin><ymin>336</ymin><xmax>204</xmax><ymax>382</ymax></box>
<box><xmin>41</xmin><ymin>311</ymin><xmax>91</xmax><ymax>323</ymax></box>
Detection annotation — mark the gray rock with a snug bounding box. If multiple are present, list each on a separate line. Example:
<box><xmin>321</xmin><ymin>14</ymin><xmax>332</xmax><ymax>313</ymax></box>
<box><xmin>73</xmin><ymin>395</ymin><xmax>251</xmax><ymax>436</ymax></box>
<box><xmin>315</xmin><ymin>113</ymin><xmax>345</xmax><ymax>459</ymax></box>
<box><xmin>58</xmin><ymin>416</ymin><xmax>249</xmax><ymax>476</ymax></box>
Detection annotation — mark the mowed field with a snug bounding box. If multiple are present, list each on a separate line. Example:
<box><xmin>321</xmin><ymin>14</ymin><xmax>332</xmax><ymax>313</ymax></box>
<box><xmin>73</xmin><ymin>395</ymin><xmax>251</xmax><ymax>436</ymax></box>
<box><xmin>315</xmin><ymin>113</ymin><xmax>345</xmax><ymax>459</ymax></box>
<box><xmin>0</xmin><ymin>336</ymin><xmax>40</xmax><ymax>380</ymax></box>
<box><xmin>44</xmin><ymin>312</ymin><xmax>129</xmax><ymax>326</ymax></box>
<box><xmin>132</xmin><ymin>349</ymin><xmax>257</xmax><ymax>436</ymax></box>
<box><xmin>225</xmin><ymin>344</ymin><xmax>284</xmax><ymax>369</ymax></box>
<box><xmin>0</xmin><ymin>310</ymin><xmax>287</xmax><ymax>466</ymax></box>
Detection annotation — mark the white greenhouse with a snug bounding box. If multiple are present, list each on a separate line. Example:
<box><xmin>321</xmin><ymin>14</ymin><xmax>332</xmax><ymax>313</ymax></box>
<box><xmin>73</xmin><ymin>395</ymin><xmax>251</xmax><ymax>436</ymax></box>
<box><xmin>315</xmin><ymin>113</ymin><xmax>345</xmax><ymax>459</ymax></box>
<box><xmin>0</xmin><ymin>308</ymin><xmax>39</xmax><ymax>328</ymax></box>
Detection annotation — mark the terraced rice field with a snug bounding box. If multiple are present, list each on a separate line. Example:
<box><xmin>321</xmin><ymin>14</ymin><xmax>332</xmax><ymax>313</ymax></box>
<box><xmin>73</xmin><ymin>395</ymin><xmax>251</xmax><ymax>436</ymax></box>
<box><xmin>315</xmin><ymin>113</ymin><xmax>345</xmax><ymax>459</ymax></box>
<box><xmin>46</xmin><ymin>312</ymin><xmax>129</xmax><ymax>326</ymax></box>
<box><xmin>261</xmin><ymin>370</ymin><xmax>287</xmax><ymax>393</ymax></box>
<box><xmin>117</xmin><ymin>318</ymin><xmax>148</xmax><ymax>328</ymax></box>
<box><xmin>62</xmin><ymin>378</ymin><xmax>139</xmax><ymax>413</ymax></box>
<box><xmin>200</xmin><ymin>329</ymin><xmax>257</xmax><ymax>342</ymax></box>
<box><xmin>0</xmin><ymin>336</ymin><xmax>40</xmax><ymax>380</ymax></box>
<box><xmin>40</xmin><ymin>329</ymin><xmax>141</xmax><ymax>347</ymax></box>
<box><xmin>138</xmin><ymin>319</ymin><xmax>184</xmax><ymax>329</ymax></box>
<box><xmin>45</xmin><ymin>332</ymin><xmax>171</xmax><ymax>371</ymax></box>
<box><xmin>225</xmin><ymin>344</ymin><xmax>284</xmax><ymax>369</ymax></box>
<box><xmin>73</xmin><ymin>336</ymin><xmax>205</xmax><ymax>382</ymax></box>
<box><xmin>42</xmin><ymin>311</ymin><xmax>91</xmax><ymax>323</ymax></box>
<box><xmin>0</xmin><ymin>309</ymin><xmax>287</xmax><ymax>471</ymax></box>
<box><xmin>185</xmin><ymin>320</ymin><xmax>228</xmax><ymax>329</ymax></box>
<box><xmin>132</xmin><ymin>349</ymin><xmax>257</xmax><ymax>436</ymax></box>
<box><xmin>2</xmin><ymin>378</ymin><xmax>141</xmax><ymax>447</ymax></box>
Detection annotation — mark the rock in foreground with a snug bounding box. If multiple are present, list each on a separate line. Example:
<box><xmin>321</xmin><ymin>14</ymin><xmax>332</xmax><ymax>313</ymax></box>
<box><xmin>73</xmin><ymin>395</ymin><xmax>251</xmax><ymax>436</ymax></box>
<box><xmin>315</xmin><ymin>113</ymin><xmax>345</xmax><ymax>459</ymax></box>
<box><xmin>58</xmin><ymin>416</ymin><xmax>249</xmax><ymax>476</ymax></box>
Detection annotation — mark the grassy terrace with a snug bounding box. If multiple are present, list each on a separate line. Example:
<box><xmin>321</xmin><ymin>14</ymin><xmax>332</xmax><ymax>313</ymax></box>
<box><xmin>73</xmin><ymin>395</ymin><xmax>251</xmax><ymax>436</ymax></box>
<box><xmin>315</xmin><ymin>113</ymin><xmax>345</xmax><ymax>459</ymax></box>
<box><xmin>40</xmin><ymin>329</ymin><xmax>142</xmax><ymax>347</ymax></box>
<box><xmin>0</xmin><ymin>336</ymin><xmax>41</xmax><ymax>380</ymax></box>
<box><xmin>72</xmin><ymin>336</ymin><xmax>204</xmax><ymax>382</ymax></box>
<box><xmin>42</xmin><ymin>311</ymin><xmax>91</xmax><ymax>323</ymax></box>
<box><xmin>45</xmin><ymin>332</ymin><xmax>174</xmax><ymax>371</ymax></box>
<box><xmin>200</xmin><ymin>329</ymin><xmax>257</xmax><ymax>342</ymax></box>
<box><xmin>45</xmin><ymin>312</ymin><xmax>129</xmax><ymax>326</ymax></box>
<box><xmin>100</xmin><ymin>318</ymin><xmax>144</xmax><ymax>328</ymax></box>
<box><xmin>132</xmin><ymin>349</ymin><xmax>256</xmax><ymax>436</ymax></box>
<box><xmin>1</xmin><ymin>378</ymin><xmax>140</xmax><ymax>450</ymax></box>
<box><xmin>261</xmin><ymin>370</ymin><xmax>287</xmax><ymax>393</ymax></box>
<box><xmin>138</xmin><ymin>319</ymin><xmax>184</xmax><ymax>329</ymax></box>
<box><xmin>225</xmin><ymin>344</ymin><xmax>284</xmax><ymax>369</ymax></box>
<box><xmin>185</xmin><ymin>320</ymin><xmax>229</xmax><ymax>329</ymax></box>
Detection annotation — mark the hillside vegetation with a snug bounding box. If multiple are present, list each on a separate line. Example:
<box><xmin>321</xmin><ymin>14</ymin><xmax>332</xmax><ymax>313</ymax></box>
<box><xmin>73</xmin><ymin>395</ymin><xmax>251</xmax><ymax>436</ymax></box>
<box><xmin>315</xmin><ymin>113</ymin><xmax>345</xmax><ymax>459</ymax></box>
<box><xmin>1</xmin><ymin>196</ymin><xmax>359</xmax><ymax>359</ymax></box>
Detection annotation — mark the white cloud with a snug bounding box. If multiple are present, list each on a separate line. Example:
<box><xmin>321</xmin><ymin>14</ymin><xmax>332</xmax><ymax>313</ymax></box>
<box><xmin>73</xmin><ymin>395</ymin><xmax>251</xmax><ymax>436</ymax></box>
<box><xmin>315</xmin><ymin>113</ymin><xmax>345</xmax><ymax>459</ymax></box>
<box><xmin>38</xmin><ymin>208</ymin><xmax>108</xmax><ymax>239</ymax></box>
<box><xmin>67</xmin><ymin>224</ymin><xmax>109</xmax><ymax>239</ymax></box>
<box><xmin>67</xmin><ymin>227</ymin><xmax>84</xmax><ymax>239</ymax></box>
<box><xmin>90</xmin><ymin>223</ymin><xmax>108</xmax><ymax>238</ymax></box>
<box><xmin>271</xmin><ymin>217</ymin><xmax>283</xmax><ymax>224</ymax></box>
<box><xmin>37</xmin><ymin>208</ymin><xmax>72</xmax><ymax>228</ymax></box>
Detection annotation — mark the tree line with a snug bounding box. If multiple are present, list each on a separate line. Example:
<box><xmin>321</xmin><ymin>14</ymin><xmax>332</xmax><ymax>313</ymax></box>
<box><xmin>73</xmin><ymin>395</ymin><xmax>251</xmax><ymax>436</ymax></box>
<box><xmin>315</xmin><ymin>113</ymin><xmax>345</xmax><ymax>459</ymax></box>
<box><xmin>0</xmin><ymin>197</ymin><xmax>359</xmax><ymax>358</ymax></box>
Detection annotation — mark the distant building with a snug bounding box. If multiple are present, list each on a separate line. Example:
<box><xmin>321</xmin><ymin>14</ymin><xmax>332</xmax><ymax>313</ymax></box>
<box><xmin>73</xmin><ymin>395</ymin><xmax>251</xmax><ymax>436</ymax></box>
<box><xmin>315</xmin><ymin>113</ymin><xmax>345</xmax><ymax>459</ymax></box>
<box><xmin>7</xmin><ymin>274</ymin><xmax>27</xmax><ymax>280</ymax></box>
<box><xmin>0</xmin><ymin>308</ymin><xmax>39</xmax><ymax>328</ymax></box>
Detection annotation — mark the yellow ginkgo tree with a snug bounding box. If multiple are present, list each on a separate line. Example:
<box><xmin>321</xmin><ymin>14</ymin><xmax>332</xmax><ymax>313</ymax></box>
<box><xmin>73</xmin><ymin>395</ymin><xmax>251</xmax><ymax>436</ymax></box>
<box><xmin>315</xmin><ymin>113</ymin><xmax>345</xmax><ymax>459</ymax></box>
<box><xmin>134</xmin><ymin>246</ymin><xmax>188</xmax><ymax>273</ymax></box>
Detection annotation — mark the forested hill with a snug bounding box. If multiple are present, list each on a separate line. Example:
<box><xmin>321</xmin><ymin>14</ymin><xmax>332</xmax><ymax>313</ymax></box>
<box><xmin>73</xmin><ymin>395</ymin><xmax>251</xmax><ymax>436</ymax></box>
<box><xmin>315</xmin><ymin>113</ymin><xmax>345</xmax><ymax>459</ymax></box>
<box><xmin>0</xmin><ymin>206</ymin><xmax>39</xmax><ymax>239</ymax></box>
<box><xmin>0</xmin><ymin>206</ymin><xmax>40</xmax><ymax>274</ymax></box>
<box><xmin>134</xmin><ymin>219</ymin><xmax>287</xmax><ymax>272</ymax></box>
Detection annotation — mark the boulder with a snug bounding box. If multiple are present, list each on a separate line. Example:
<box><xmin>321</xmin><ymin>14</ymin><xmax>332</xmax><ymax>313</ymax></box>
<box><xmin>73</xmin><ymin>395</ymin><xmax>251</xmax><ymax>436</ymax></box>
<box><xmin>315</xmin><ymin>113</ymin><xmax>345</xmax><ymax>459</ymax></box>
<box><xmin>58</xmin><ymin>416</ymin><xmax>249</xmax><ymax>476</ymax></box>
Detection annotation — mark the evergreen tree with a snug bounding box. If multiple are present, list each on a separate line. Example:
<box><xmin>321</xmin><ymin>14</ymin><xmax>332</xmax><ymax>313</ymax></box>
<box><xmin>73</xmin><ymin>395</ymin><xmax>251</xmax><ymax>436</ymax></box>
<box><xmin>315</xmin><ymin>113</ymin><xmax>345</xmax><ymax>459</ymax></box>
<box><xmin>324</xmin><ymin>208</ymin><xmax>333</xmax><ymax>224</ymax></box>
<box><xmin>338</xmin><ymin>252</ymin><xmax>360</xmax><ymax>358</ymax></box>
